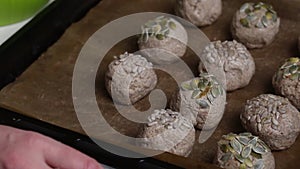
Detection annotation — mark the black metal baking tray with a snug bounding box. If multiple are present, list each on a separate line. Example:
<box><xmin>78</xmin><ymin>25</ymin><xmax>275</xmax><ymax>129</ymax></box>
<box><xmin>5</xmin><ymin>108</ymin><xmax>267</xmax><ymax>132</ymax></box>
<box><xmin>0</xmin><ymin>0</ymin><xmax>101</xmax><ymax>89</ymax></box>
<box><xmin>0</xmin><ymin>1</ymin><xmax>182</xmax><ymax>168</ymax></box>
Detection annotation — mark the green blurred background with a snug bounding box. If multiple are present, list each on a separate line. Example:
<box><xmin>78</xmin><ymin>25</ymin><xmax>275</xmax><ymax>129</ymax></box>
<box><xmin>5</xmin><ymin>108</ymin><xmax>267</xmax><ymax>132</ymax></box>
<box><xmin>0</xmin><ymin>0</ymin><xmax>49</xmax><ymax>26</ymax></box>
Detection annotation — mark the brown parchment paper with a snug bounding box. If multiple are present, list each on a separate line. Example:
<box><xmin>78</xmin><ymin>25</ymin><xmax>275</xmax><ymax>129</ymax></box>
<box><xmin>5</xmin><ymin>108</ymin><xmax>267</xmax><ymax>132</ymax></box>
<box><xmin>0</xmin><ymin>0</ymin><xmax>300</xmax><ymax>168</ymax></box>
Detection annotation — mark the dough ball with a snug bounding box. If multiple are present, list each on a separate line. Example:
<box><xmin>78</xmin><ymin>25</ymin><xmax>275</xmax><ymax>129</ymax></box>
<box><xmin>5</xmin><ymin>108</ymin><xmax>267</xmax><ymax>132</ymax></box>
<box><xmin>273</xmin><ymin>57</ymin><xmax>300</xmax><ymax>109</ymax></box>
<box><xmin>241</xmin><ymin>94</ymin><xmax>300</xmax><ymax>150</ymax></box>
<box><xmin>138</xmin><ymin>16</ymin><xmax>187</xmax><ymax>65</ymax></box>
<box><xmin>215</xmin><ymin>132</ymin><xmax>275</xmax><ymax>169</ymax></box>
<box><xmin>169</xmin><ymin>73</ymin><xmax>226</xmax><ymax>130</ymax></box>
<box><xmin>138</xmin><ymin>109</ymin><xmax>195</xmax><ymax>157</ymax></box>
<box><xmin>105</xmin><ymin>52</ymin><xmax>157</xmax><ymax>105</ymax></box>
<box><xmin>199</xmin><ymin>40</ymin><xmax>255</xmax><ymax>91</ymax></box>
<box><xmin>175</xmin><ymin>0</ymin><xmax>222</xmax><ymax>27</ymax></box>
<box><xmin>231</xmin><ymin>2</ymin><xmax>280</xmax><ymax>49</ymax></box>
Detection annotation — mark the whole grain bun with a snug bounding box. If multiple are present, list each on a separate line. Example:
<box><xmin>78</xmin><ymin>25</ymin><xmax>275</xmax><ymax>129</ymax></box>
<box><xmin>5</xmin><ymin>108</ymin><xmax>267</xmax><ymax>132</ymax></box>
<box><xmin>138</xmin><ymin>109</ymin><xmax>195</xmax><ymax>157</ymax></box>
<box><xmin>105</xmin><ymin>52</ymin><xmax>157</xmax><ymax>105</ymax></box>
<box><xmin>170</xmin><ymin>73</ymin><xmax>226</xmax><ymax>130</ymax></box>
<box><xmin>273</xmin><ymin>57</ymin><xmax>300</xmax><ymax>109</ymax></box>
<box><xmin>241</xmin><ymin>94</ymin><xmax>300</xmax><ymax>150</ymax></box>
<box><xmin>138</xmin><ymin>16</ymin><xmax>187</xmax><ymax>65</ymax></box>
<box><xmin>199</xmin><ymin>40</ymin><xmax>255</xmax><ymax>91</ymax></box>
<box><xmin>231</xmin><ymin>2</ymin><xmax>280</xmax><ymax>49</ymax></box>
<box><xmin>215</xmin><ymin>132</ymin><xmax>275</xmax><ymax>169</ymax></box>
<box><xmin>175</xmin><ymin>0</ymin><xmax>222</xmax><ymax>27</ymax></box>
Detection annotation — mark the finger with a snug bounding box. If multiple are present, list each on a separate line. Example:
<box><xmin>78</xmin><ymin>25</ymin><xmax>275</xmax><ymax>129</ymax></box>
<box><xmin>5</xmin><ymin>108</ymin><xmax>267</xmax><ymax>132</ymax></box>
<box><xmin>40</xmin><ymin>137</ymin><xmax>103</xmax><ymax>169</ymax></box>
<box><xmin>4</xmin><ymin>159</ymin><xmax>53</xmax><ymax>169</ymax></box>
<box><xmin>37</xmin><ymin>163</ymin><xmax>53</xmax><ymax>169</ymax></box>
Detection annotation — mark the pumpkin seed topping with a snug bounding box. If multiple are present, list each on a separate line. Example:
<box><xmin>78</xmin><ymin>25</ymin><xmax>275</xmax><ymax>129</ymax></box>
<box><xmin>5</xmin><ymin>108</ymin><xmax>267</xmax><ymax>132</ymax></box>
<box><xmin>140</xmin><ymin>16</ymin><xmax>178</xmax><ymax>42</ymax></box>
<box><xmin>275</xmin><ymin>57</ymin><xmax>300</xmax><ymax>81</ymax></box>
<box><xmin>239</xmin><ymin>2</ymin><xmax>278</xmax><ymax>28</ymax></box>
<box><xmin>218</xmin><ymin>133</ymin><xmax>271</xmax><ymax>168</ymax></box>
<box><xmin>180</xmin><ymin>73</ymin><xmax>224</xmax><ymax>108</ymax></box>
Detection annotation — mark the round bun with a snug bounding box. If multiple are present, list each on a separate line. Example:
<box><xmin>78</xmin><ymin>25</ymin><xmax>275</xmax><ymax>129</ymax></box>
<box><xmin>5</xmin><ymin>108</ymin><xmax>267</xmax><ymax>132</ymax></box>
<box><xmin>241</xmin><ymin>94</ymin><xmax>300</xmax><ymax>150</ymax></box>
<box><xmin>138</xmin><ymin>109</ymin><xmax>195</xmax><ymax>157</ymax></box>
<box><xmin>231</xmin><ymin>2</ymin><xmax>280</xmax><ymax>49</ymax></box>
<box><xmin>138</xmin><ymin>16</ymin><xmax>187</xmax><ymax>65</ymax></box>
<box><xmin>175</xmin><ymin>0</ymin><xmax>222</xmax><ymax>27</ymax></box>
<box><xmin>199</xmin><ymin>40</ymin><xmax>255</xmax><ymax>91</ymax></box>
<box><xmin>170</xmin><ymin>73</ymin><xmax>225</xmax><ymax>130</ymax></box>
<box><xmin>215</xmin><ymin>132</ymin><xmax>275</xmax><ymax>169</ymax></box>
<box><xmin>273</xmin><ymin>57</ymin><xmax>300</xmax><ymax>109</ymax></box>
<box><xmin>105</xmin><ymin>52</ymin><xmax>157</xmax><ymax>105</ymax></box>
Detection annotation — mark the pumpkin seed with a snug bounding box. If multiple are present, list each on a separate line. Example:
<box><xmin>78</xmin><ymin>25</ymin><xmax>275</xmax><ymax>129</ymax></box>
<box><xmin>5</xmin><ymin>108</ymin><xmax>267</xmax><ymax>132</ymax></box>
<box><xmin>244</xmin><ymin>158</ymin><xmax>253</xmax><ymax>167</ymax></box>
<box><xmin>254</xmin><ymin>159</ymin><xmax>264</xmax><ymax>169</ymax></box>
<box><xmin>159</xmin><ymin>19</ymin><xmax>168</xmax><ymax>27</ymax></box>
<box><xmin>288</xmin><ymin>57</ymin><xmax>299</xmax><ymax>63</ymax></box>
<box><xmin>241</xmin><ymin>145</ymin><xmax>252</xmax><ymax>158</ymax></box>
<box><xmin>257</xmin><ymin>140</ymin><xmax>270</xmax><ymax>151</ymax></box>
<box><xmin>240</xmin><ymin>132</ymin><xmax>252</xmax><ymax>137</ymax></box>
<box><xmin>227</xmin><ymin>145</ymin><xmax>235</xmax><ymax>153</ymax></box>
<box><xmin>220</xmin><ymin>144</ymin><xmax>228</xmax><ymax>153</ymax></box>
<box><xmin>240</xmin><ymin>3</ymin><xmax>250</xmax><ymax>12</ymax></box>
<box><xmin>192</xmin><ymin>90</ymin><xmax>201</xmax><ymax>99</ymax></box>
<box><xmin>265</xmin><ymin>12</ymin><xmax>273</xmax><ymax>20</ymax></box>
<box><xmin>203</xmin><ymin>78</ymin><xmax>209</xmax><ymax>86</ymax></box>
<box><xmin>211</xmin><ymin>87</ymin><xmax>220</xmax><ymax>98</ymax></box>
<box><xmin>289</xmin><ymin>65</ymin><xmax>298</xmax><ymax>74</ymax></box>
<box><xmin>234</xmin><ymin>153</ymin><xmax>244</xmax><ymax>163</ymax></box>
<box><xmin>223</xmin><ymin>133</ymin><xmax>236</xmax><ymax>141</ymax></box>
<box><xmin>198</xmin><ymin>82</ymin><xmax>206</xmax><ymax>91</ymax></box>
<box><xmin>237</xmin><ymin>136</ymin><xmax>250</xmax><ymax>145</ymax></box>
<box><xmin>246</xmin><ymin>15</ymin><xmax>257</xmax><ymax>22</ymax></box>
<box><xmin>152</xmin><ymin>25</ymin><xmax>161</xmax><ymax>34</ymax></box>
<box><xmin>261</xmin><ymin>16</ymin><xmax>268</xmax><ymax>27</ymax></box>
<box><xmin>197</xmin><ymin>100</ymin><xmax>209</xmax><ymax>108</ymax></box>
<box><xmin>248</xmin><ymin>137</ymin><xmax>258</xmax><ymax>147</ymax></box>
<box><xmin>191</xmin><ymin>79</ymin><xmax>200</xmax><ymax>89</ymax></box>
<box><xmin>253</xmin><ymin>144</ymin><xmax>267</xmax><ymax>154</ymax></box>
<box><xmin>240</xmin><ymin>18</ymin><xmax>250</xmax><ymax>27</ymax></box>
<box><xmin>239</xmin><ymin>163</ymin><xmax>247</xmax><ymax>169</ymax></box>
<box><xmin>254</xmin><ymin>2</ymin><xmax>262</xmax><ymax>9</ymax></box>
<box><xmin>281</xmin><ymin>61</ymin><xmax>294</xmax><ymax>69</ymax></box>
<box><xmin>245</xmin><ymin>8</ymin><xmax>252</xmax><ymax>14</ymax></box>
<box><xmin>220</xmin><ymin>153</ymin><xmax>232</xmax><ymax>162</ymax></box>
<box><xmin>231</xmin><ymin>138</ymin><xmax>242</xmax><ymax>154</ymax></box>
<box><xmin>156</xmin><ymin>34</ymin><xmax>164</xmax><ymax>40</ymax></box>
<box><xmin>168</xmin><ymin>21</ymin><xmax>176</xmax><ymax>30</ymax></box>
<box><xmin>181</xmin><ymin>83</ymin><xmax>192</xmax><ymax>91</ymax></box>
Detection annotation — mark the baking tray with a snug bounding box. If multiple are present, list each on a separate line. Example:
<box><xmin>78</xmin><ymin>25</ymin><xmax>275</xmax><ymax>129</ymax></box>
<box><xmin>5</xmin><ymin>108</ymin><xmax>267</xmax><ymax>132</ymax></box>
<box><xmin>0</xmin><ymin>0</ymin><xmax>299</xmax><ymax>168</ymax></box>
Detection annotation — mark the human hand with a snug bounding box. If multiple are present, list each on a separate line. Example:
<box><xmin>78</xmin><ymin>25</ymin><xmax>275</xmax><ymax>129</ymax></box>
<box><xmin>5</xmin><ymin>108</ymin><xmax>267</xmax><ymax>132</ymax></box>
<box><xmin>0</xmin><ymin>125</ymin><xmax>103</xmax><ymax>169</ymax></box>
